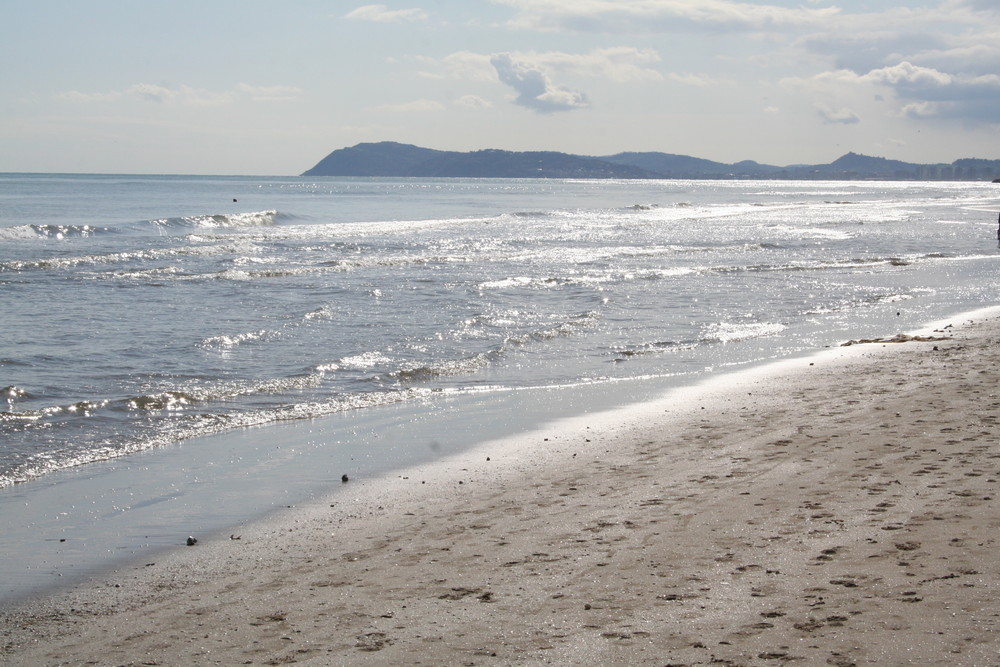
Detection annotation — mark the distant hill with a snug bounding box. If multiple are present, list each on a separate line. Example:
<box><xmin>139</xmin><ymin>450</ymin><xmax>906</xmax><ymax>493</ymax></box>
<box><xmin>302</xmin><ymin>142</ymin><xmax>656</xmax><ymax>179</ymax></box>
<box><xmin>301</xmin><ymin>143</ymin><xmax>1000</xmax><ymax>181</ymax></box>
<box><xmin>413</xmin><ymin>149</ymin><xmax>655</xmax><ymax>179</ymax></box>
<box><xmin>303</xmin><ymin>142</ymin><xmax>447</xmax><ymax>177</ymax></box>
<box><xmin>601</xmin><ymin>152</ymin><xmax>714</xmax><ymax>176</ymax></box>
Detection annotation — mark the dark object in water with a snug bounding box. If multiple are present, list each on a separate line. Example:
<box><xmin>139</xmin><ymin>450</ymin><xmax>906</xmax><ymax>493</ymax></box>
<box><xmin>341</xmin><ymin>474</ymin><xmax>349</xmax><ymax>483</ymax></box>
<box><xmin>186</xmin><ymin>536</ymin><xmax>197</xmax><ymax>546</ymax></box>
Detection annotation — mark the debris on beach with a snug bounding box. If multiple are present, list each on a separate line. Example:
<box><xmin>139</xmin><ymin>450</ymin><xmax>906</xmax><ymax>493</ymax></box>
<box><xmin>840</xmin><ymin>333</ymin><xmax>949</xmax><ymax>346</ymax></box>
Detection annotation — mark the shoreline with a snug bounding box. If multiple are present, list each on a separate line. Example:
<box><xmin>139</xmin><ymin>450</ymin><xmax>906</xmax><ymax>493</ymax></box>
<box><xmin>0</xmin><ymin>359</ymin><xmax>716</xmax><ymax>607</ymax></box>
<box><xmin>3</xmin><ymin>309</ymin><xmax>1000</xmax><ymax>665</ymax></box>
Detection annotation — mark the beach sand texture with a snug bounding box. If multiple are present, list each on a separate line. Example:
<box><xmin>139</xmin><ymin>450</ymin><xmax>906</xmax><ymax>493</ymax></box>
<box><xmin>2</xmin><ymin>316</ymin><xmax>999</xmax><ymax>666</ymax></box>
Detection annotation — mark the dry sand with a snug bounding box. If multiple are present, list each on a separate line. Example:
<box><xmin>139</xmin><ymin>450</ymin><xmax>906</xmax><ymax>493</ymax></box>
<box><xmin>3</xmin><ymin>313</ymin><xmax>1000</xmax><ymax>666</ymax></box>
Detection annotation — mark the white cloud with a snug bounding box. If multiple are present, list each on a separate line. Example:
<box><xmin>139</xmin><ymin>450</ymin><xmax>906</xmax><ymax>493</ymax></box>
<box><xmin>344</xmin><ymin>4</ymin><xmax>428</xmax><ymax>23</ymax></box>
<box><xmin>879</xmin><ymin>64</ymin><xmax>1000</xmax><ymax>123</ymax></box>
<box><xmin>494</xmin><ymin>0</ymin><xmax>840</xmax><ymax>33</ymax></box>
<box><xmin>860</xmin><ymin>62</ymin><xmax>954</xmax><ymax>89</ymax></box>
<box><xmin>490</xmin><ymin>53</ymin><xmax>589</xmax><ymax>113</ymax></box>
<box><xmin>791</xmin><ymin>3</ymin><xmax>1000</xmax><ymax>75</ymax></box>
<box><xmin>788</xmin><ymin>61</ymin><xmax>1000</xmax><ymax>124</ymax></box>
<box><xmin>816</xmin><ymin>104</ymin><xmax>860</xmax><ymax>125</ymax></box>
<box><xmin>901</xmin><ymin>101</ymin><xmax>938</xmax><ymax>119</ymax></box>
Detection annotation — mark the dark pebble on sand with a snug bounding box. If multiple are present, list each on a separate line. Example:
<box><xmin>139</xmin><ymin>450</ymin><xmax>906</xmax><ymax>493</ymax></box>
<box><xmin>341</xmin><ymin>474</ymin><xmax>349</xmax><ymax>483</ymax></box>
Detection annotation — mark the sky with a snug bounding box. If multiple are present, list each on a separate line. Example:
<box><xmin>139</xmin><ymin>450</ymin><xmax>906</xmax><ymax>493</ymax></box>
<box><xmin>2</xmin><ymin>0</ymin><xmax>999</xmax><ymax>174</ymax></box>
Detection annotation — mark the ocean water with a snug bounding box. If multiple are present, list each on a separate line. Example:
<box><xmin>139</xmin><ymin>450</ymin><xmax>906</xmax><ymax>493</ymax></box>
<box><xmin>1</xmin><ymin>173</ymin><xmax>998</xmax><ymax>601</ymax></box>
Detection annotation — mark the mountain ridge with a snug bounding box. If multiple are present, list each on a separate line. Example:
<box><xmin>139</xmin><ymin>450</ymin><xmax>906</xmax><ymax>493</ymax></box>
<box><xmin>302</xmin><ymin>142</ymin><xmax>1000</xmax><ymax>181</ymax></box>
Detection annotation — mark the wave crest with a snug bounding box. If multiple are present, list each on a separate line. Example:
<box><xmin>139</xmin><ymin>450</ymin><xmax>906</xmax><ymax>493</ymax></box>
<box><xmin>150</xmin><ymin>209</ymin><xmax>283</xmax><ymax>230</ymax></box>
<box><xmin>0</xmin><ymin>224</ymin><xmax>108</xmax><ymax>241</ymax></box>
<box><xmin>127</xmin><ymin>391</ymin><xmax>197</xmax><ymax>411</ymax></box>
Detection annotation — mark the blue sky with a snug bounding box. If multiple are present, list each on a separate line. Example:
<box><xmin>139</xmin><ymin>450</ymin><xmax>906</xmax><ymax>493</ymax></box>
<box><xmin>3</xmin><ymin>0</ymin><xmax>999</xmax><ymax>174</ymax></box>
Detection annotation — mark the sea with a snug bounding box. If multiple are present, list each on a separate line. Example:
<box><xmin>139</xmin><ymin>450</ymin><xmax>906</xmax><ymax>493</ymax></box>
<box><xmin>1</xmin><ymin>173</ymin><xmax>998</xmax><ymax>603</ymax></box>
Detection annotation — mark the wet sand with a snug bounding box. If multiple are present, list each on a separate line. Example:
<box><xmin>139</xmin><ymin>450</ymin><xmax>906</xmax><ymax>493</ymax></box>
<box><xmin>3</xmin><ymin>313</ymin><xmax>1000</xmax><ymax>666</ymax></box>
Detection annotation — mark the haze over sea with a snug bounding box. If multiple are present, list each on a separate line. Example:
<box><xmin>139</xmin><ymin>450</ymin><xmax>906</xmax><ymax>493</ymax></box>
<box><xmin>1</xmin><ymin>173</ymin><xmax>998</xmax><ymax>603</ymax></box>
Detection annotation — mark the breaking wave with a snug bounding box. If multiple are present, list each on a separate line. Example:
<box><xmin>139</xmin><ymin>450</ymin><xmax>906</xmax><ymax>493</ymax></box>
<box><xmin>149</xmin><ymin>209</ymin><xmax>286</xmax><ymax>230</ymax></box>
<box><xmin>0</xmin><ymin>224</ymin><xmax>110</xmax><ymax>241</ymax></box>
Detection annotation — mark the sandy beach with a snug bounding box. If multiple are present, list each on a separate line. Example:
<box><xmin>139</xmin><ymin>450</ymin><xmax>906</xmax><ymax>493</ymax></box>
<box><xmin>3</xmin><ymin>313</ymin><xmax>1000</xmax><ymax>666</ymax></box>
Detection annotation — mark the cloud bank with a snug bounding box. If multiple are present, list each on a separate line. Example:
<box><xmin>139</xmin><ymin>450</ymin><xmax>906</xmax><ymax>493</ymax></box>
<box><xmin>343</xmin><ymin>1</ymin><xmax>1000</xmax><ymax>134</ymax></box>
